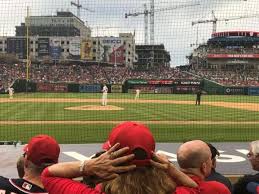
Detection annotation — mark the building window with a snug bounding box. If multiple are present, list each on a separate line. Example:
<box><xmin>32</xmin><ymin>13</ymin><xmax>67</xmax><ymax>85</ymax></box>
<box><xmin>61</xmin><ymin>41</ymin><xmax>64</xmax><ymax>44</ymax></box>
<box><xmin>35</xmin><ymin>41</ymin><xmax>38</xmax><ymax>44</ymax></box>
<box><xmin>93</xmin><ymin>57</ymin><xmax>96</xmax><ymax>60</ymax></box>
<box><xmin>35</xmin><ymin>49</ymin><xmax>38</xmax><ymax>52</ymax></box>
<box><xmin>67</xmin><ymin>49</ymin><xmax>69</xmax><ymax>52</ymax></box>
<box><xmin>62</xmin><ymin>49</ymin><xmax>64</xmax><ymax>52</ymax></box>
<box><xmin>128</xmin><ymin>59</ymin><xmax>130</xmax><ymax>62</ymax></box>
<box><xmin>93</xmin><ymin>49</ymin><xmax>96</xmax><ymax>52</ymax></box>
<box><xmin>0</xmin><ymin>41</ymin><xmax>2</xmax><ymax>44</ymax></box>
<box><xmin>128</xmin><ymin>51</ymin><xmax>131</xmax><ymax>55</ymax></box>
<box><xmin>31</xmin><ymin>48</ymin><xmax>33</xmax><ymax>52</ymax></box>
<box><xmin>128</xmin><ymin>44</ymin><xmax>131</xmax><ymax>47</ymax></box>
<box><xmin>67</xmin><ymin>41</ymin><xmax>69</xmax><ymax>44</ymax></box>
<box><xmin>30</xmin><ymin>41</ymin><xmax>33</xmax><ymax>44</ymax></box>
<box><xmin>93</xmin><ymin>41</ymin><xmax>96</xmax><ymax>45</ymax></box>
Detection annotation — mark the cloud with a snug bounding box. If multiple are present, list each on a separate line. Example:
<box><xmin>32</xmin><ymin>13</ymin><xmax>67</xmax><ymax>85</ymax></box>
<box><xmin>1</xmin><ymin>0</ymin><xmax>259</xmax><ymax>66</ymax></box>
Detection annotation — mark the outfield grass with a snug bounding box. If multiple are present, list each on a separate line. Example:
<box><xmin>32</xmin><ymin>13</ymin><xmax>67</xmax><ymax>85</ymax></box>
<box><xmin>0</xmin><ymin>92</ymin><xmax>259</xmax><ymax>143</ymax></box>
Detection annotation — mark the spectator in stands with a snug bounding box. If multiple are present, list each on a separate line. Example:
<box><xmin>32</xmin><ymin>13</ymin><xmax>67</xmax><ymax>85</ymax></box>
<box><xmin>175</xmin><ymin>140</ymin><xmax>231</xmax><ymax>194</ymax></box>
<box><xmin>246</xmin><ymin>182</ymin><xmax>259</xmax><ymax>194</ymax></box>
<box><xmin>0</xmin><ymin>134</ymin><xmax>60</xmax><ymax>194</ymax></box>
<box><xmin>233</xmin><ymin>140</ymin><xmax>259</xmax><ymax>194</ymax></box>
<box><xmin>81</xmin><ymin>150</ymin><xmax>106</xmax><ymax>188</ymax></box>
<box><xmin>41</xmin><ymin>121</ymin><xmax>197</xmax><ymax>194</ymax></box>
<box><xmin>206</xmin><ymin>143</ymin><xmax>232</xmax><ymax>192</ymax></box>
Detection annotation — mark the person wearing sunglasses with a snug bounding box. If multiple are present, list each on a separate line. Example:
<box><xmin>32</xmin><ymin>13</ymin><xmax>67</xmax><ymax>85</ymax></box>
<box><xmin>233</xmin><ymin>140</ymin><xmax>259</xmax><ymax>194</ymax></box>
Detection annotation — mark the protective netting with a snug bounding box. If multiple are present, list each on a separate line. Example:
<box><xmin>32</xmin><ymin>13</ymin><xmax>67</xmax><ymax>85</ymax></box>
<box><xmin>0</xmin><ymin>0</ymin><xmax>259</xmax><ymax>144</ymax></box>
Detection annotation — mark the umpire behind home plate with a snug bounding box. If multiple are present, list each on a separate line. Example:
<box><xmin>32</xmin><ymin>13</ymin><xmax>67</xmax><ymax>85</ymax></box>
<box><xmin>0</xmin><ymin>134</ymin><xmax>60</xmax><ymax>194</ymax></box>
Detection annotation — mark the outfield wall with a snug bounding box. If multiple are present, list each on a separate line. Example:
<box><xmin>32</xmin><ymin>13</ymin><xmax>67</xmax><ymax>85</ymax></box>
<box><xmin>10</xmin><ymin>79</ymin><xmax>259</xmax><ymax>96</ymax></box>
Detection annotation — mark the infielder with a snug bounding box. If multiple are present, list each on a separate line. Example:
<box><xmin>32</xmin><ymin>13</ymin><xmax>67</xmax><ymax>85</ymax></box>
<box><xmin>135</xmin><ymin>89</ymin><xmax>140</xmax><ymax>100</ymax></box>
<box><xmin>8</xmin><ymin>87</ymin><xmax>14</xmax><ymax>99</ymax></box>
<box><xmin>101</xmin><ymin>84</ymin><xmax>108</xmax><ymax>106</ymax></box>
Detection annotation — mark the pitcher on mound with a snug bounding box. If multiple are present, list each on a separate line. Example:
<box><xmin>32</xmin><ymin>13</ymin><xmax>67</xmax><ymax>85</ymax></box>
<box><xmin>101</xmin><ymin>84</ymin><xmax>108</xmax><ymax>106</ymax></box>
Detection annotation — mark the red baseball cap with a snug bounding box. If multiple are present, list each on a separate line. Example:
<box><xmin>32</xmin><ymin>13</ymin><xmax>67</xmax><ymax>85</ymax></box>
<box><xmin>24</xmin><ymin>135</ymin><xmax>60</xmax><ymax>166</ymax></box>
<box><xmin>103</xmin><ymin>121</ymin><xmax>155</xmax><ymax>166</ymax></box>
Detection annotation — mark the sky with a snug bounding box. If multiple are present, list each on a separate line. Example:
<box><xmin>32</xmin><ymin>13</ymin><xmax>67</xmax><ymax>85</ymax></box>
<box><xmin>0</xmin><ymin>0</ymin><xmax>259</xmax><ymax>66</ymax></box>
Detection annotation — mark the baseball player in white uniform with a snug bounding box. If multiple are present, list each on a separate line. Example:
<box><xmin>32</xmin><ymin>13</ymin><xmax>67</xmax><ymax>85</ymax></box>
<box><xmin>101</xmin><ymin>84</ymin><xmax>108</xmax><ymax>106</ymax></box>
<box><xmin>8</xmin><ymin>87</ymin><xmax>14</xmax><ymax>99</ymax></box>
<box><xmin>135</xmin><ymin>89</ymin><xmax>140</xmax><ymax>100</ymax></box>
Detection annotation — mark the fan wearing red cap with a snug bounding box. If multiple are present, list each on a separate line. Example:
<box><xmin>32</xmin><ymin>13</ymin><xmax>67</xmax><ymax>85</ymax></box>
<box><xmin>103</xmin><ymin>121</ymin><xmax>155</xmax><ymax>166</ymax></box>
<box><xmin>41</xmin><ymin>122</ymin><xmax>197</xmax><ymax>194</ymax></box>
<box><xmin>101</xmin><ymin>122</ymin><xmax>197</xmax><ymax>194</ymax></box>
<box><xmin>24</xmin><ymin>134</ymin><xmax>60</xmax><ymax>166</ymax></box>
<box><xmin>0</xmin><ymin>134</ymin><xmax>60</xmax><ymax>194</ymax></box>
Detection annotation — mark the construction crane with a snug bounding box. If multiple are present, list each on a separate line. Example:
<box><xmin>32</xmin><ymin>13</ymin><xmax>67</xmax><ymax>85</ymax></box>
<box><xmin>71</xmin><ymin>0</ymin><xmax>94</xmax><ymax>19</ymax></box>
<box><xmin>125</xmin><ymin>1</ymin><xmax>200</xmax><ymax>45</ymax></box>
<box><xmin>192</xmin><ymin>10</ymin><xmax>259</xmax><ymax>34</ymax></box>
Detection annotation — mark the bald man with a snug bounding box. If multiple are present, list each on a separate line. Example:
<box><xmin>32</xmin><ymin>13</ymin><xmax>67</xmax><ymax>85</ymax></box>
<box><xmin>175</xmin><ymin>140</ymin><xmax>231</xmax><ymax>194</ymax></box>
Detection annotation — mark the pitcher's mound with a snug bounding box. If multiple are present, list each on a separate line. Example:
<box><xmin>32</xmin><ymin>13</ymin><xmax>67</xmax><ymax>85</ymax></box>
<box><xmin>65</xmin><ymin>105</ymin><xmax>124</xmax><ymax>111</ymax></box>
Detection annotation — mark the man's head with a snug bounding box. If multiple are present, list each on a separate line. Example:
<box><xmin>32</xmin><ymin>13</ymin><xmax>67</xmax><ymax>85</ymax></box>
<box><xmin>177</xmin><ymin>140</ymin><xmax>212</xmax><ymax>179</ymax></box>
<box><xmin>23</xmin><ymin>135</ymin><xmax>60</xmax><ymax>174</ymax></box>
<box><xmin>103</xmin><ymin>121</ymin><xmax>155</xmax><ymax>166</ymax></box>
<box><xmin>207</xmin><ymin>143</ymin><xmax>220</xmax><ymax>169</ymax></box>
<box><xmin>247</xmin><ymin>140</ymin><xmax>259</xmax><ymax>171</ymax></box>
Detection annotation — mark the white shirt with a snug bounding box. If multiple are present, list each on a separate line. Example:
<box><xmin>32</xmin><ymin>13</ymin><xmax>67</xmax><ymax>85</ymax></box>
<box><xmin>102</xmin><ymin>86</ymin><xmax>108</xmax><ymax>93</ymax></box>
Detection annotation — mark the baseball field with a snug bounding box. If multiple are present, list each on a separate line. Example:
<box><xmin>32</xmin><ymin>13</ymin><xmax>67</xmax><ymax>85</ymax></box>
<box><xmin>0</xmin><ymin>92</ymin><xmax>259</xmax><ymax>144</ymax></box>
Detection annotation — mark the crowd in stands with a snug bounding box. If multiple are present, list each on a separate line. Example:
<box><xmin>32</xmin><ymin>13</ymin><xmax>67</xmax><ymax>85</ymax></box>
<box><xmin>1</xmin><ymin>122</ymin><xmax>259</xmax><ymax>194</ymax></box>
<box><xmin>0</xmin><ymin>63</ymin><xmax>195</xmax><ymax>89</ymax></box>
<box><xmin>207</xmin><ymin>48</ymin><xmax>259</xmax><ymax>55</ymax></box>
<box><xmin>189</xmin><ymin>68</ymin><xmax>259</xmax><ymax>87</ymax></box>
<box><xmin>1</xmin><ymin>62</ymin><xmax>259</xmax><ymax>89</ymax></box>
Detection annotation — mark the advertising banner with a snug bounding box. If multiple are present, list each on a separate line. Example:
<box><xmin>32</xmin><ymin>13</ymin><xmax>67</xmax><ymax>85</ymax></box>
<box><xmin>38</xmin><ymin>38</ymin><xmax>49</xmax><ymax>56</ymax></box>
<box><xmin>154</xmin><ymin>87</ymin><xmax>173</xmax><ymax>94</ymax></box>
<box><xmin>111</xmin><ymin>85</ymin><xmax>122</xmax><ymax>93</ymax></box>
<box><xmin>79</xmin><ymin>84</ymin><xmax>101</xmax><ymax>93</ymax></box>
<box><xmin>37</xmin><ymin>83</ymin><xmax>68</xmax><ymax>92</ymax></box>
<box><xmin>136</xmin><ymin>86</ymin><xmax>155</xmax><ymax>94</ymax></box>
<box><xmin>248</xmin><ymin>87</ymin><xmax>259</xmax><ymax>96</ymax></box>
<box><xmin>69</xmin><ymin>38</ymin><xmax>81</xmax><ymax>56</ymax></box>
<box><xmin>148</xmin><ymin>80</ymin><xmax>174</xmax><ymax>85</ymax></box>
<box><xmin>174</xmin><ymin>86</ymin><xmax>199</xmax><ymax>94</ymax></box>
<box><xmin>100</xmin><ymin>37</ymin><xmax>124</xmax><ymax>64</ymax></box>
<box><xmin>224</xmin><ymin>87</ymin><xmax>245</xmax><ymax>95</ymax></box>
<box><xmin>109</xmin><ymin>45</ymin><xmax>124</xmax><ymax>64</ymax></box>
<box><xmin>207</xmin><ymin>54</ymin><xmax>259</xmax><ymax>59</ymax></box>
<box><xmin>50</xmin><ymin>39</ymin><xmax>61</xmax><ymax>60</ymax></box>
<box><xmin>127</xmin><ymin>79</ymin><xmax>148</xmax><ymax>85</ymax></box>
<box><xmin>81</xmin><ymin>40</ymin><xmax>92</xmax><ymax>60</ymax></box>
<box><xmin>174</xmin><ymin>80</ymin><xmax>201</xmax><ymax>86</ymax></box>
<box><xmin>7</xmin><ymin>37</ymin><xmax>27</xmax><ymax>59</ymax></box>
